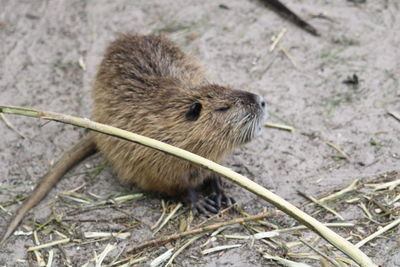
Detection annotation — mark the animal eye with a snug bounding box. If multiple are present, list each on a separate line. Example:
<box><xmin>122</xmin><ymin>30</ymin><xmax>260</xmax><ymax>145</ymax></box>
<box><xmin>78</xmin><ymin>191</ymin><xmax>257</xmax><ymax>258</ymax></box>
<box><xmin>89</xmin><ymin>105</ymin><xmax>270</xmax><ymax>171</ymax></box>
<box><xmin>216</xmin><ymin>106</ymin><xmax>230</xmax><ymax>112</ymax></box>
<box><xmin>186</xmin><ymin>101</ymin><xmax>202</xmax><ymax>121</ymax></box>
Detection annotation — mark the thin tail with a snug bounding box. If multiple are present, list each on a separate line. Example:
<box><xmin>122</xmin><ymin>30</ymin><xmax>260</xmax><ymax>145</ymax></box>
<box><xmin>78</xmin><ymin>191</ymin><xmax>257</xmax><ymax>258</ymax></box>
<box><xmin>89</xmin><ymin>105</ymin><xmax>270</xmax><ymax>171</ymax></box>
<box><xmin>0</xmin><ymin>134</ymin><xmax>96</xmax><ymax>245</ymax></box>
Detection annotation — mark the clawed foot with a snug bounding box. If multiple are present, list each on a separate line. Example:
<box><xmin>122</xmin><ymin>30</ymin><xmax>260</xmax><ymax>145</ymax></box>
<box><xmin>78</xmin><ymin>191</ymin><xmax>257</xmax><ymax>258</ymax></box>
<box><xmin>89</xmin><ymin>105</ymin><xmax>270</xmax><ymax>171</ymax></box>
<box><xmin>209</xmin><ymin>191</ymin><xmax>235</xmax><ymax>210</ymax></box>
<box><xmin>185</xmin><ymin>176</ymin><xmax>235</xmax><ymax>216</ymax></box>
<box><xmin>208</xmin><ymin>176</ymin><xmax>236</xmax><ymax>210</ymax></box>
<box><xmin>192</xmin><ymin>197</ymin><xmax>219</xmax><ymax>215</ymax></box>
<box><xmin>186</xmin><ymin>187</ymin><xmax>219</xmax><ymax>215</ymax></box>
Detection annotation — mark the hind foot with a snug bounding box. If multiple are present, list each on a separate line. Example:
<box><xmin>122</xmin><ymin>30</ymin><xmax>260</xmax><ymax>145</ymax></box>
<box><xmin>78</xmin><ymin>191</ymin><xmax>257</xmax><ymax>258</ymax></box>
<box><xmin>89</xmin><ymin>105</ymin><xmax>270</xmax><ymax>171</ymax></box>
<box><xmin>185</xmin><ymin>187</ymin><xmax>219</xmax><ymax>215</ymax></box>
<box><xmin>208</xmin><ymin>175</ymin><xmax>236</xmax><ymax>209</ymax></box>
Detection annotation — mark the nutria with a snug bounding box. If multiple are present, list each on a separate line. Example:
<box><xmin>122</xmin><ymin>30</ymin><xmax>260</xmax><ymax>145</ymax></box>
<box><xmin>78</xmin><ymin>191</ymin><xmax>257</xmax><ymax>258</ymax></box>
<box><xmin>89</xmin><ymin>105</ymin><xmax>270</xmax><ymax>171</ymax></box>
<box><xmin>1</xmin><ymin>34</ymin><xmax>266</xmax><ymax>244</ymax></box>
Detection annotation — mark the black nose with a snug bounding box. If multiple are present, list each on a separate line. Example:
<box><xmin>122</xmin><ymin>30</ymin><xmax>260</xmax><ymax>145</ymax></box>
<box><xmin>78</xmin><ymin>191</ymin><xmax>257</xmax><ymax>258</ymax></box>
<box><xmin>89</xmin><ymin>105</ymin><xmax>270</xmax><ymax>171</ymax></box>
<box><xmin>260</xmin><ymin>99</ymin><xmax>266</xmax><ymax>108</ymax></box>
<box><xmin>257</xmin><ymin>95</ymin><xmax>266</xmax><ymax>109</ymax></box>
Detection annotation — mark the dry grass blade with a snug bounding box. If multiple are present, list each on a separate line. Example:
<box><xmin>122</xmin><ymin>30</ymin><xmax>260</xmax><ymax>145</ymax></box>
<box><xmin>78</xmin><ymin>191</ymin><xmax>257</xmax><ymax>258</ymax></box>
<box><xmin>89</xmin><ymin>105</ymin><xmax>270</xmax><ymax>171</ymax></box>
<box><xmin>276</xmin><ymin>223</ymin><xmax>354</xmax><ymax>233</ymax></box>
<box><xmin>153</xmin><ymin>202</ymin><xmax>183</xmax><ymax>234</ymax></box>
<box><xmin>299</xmin><ymin>238</ymin><xmax>341</xmax><ymax>267</ymax></box>
<box><xmin>0</xmin><ymin>113</ymin><xmax>27</xmax><ymax>139</ymax></box>
<box><xmin>114</xmin><ymin>256</ymin><xmax>147</xmax><ymax>267</ymax></box>
<box><xmin>287</xmin><ymin>252</ymin><xmax>325</xmax><ymax>262</ymax></box>
<box><xmin>13</xmin><ymin>230</ymin><xmax>33</xmax><ymax>236</ymax></box>
<box><xmin>389</xmin><ymin>194</ymin><xmax>400</xmax><ymax>205</ymax></box>
<box><xmin>264</xmin><ymin>122</ymin><xmax>295</xmax><ymax>132</ymax></box>
<box><xmin>201</xmin><ymin>244</ymin><xmax>242</xmax><ymax>255</ymax></box>
<box><xmin>365</xmin><ymin>179</ymin><xmax>400</xmax><ymax>191</ymax></box>
<box><xmin>150</xmin><ymin>248</ymin><xmax>174</xmax><ymax>267</ymax></box>
<box><xmin>263</xmin><ymin>253</ymin><xmax>313</xmax><ymax>267</ymax></box>
<box><xmin>279</xmin><ymin>45</ymin><xmax>299</xmax><ymax>69</ymax></box>
<box><xmin>270</xmin><ymin>28</ymin><xmax>287</xmax><ymax>52</ymax></box>
<box><xmin>318</xmin><ymin>179</ymin><xmax>359</xmax><ymax>203</ymax></box>
<box><xmin>95</xmin><ymin>244</ymin><xmax>116</xmax><ymax>267</ymax></box>
<box><xmin>84</xmin><ymin>232</ymin><xmax>131</xmax><ymax>239</ymax></box>
<box><xmin>0</xmin><ymin>204</ymin><xmax>11</xmax><ymax>215</ymax></box>
<box><xmin>78</xmin><ymin>56</ymin><xmax>86</xmax><ymax>71</ymax></box>
<box><xmin>359</xmin><ymin>202</ymin><xmax>373</xmax><ymax>220</ymax></box>
<box><xmin>60</xmin><ymin>194</ymin><xmax>92</xmax><ymax>204</ymax></box>
<box><xmin>356</xmin><ymin>217</ymin><xmax>400</xmax><ymax>248</ymax></box>
<box><xmin>64</xmin><ymin>183</ymin><xmax>86</xmax><ymax>194</ymax></box>
<box><xmin>325</xmin><ymin>141</ymin><xmax>350</xmax><ymax>160</ymax></box>
<box><xmin>222</xmin><ymin>231</ymin><xmax>279</xmax><ymax>240</ymax></box>
<box><xmin>33</xmin><ymin>231</ymin><xmax>46</xmax><ymax>266</ymax></box>
<box><xmin>165</xmin><ymin>234</ymin><xmax>205</xmax><ymax>266</ymax></box>
<box><xmin>121</xmin><ymin>256</ymin><xmax>147</xmax><ymax>267</ymax></box>
<box><xmin>269</xmin><ymin>28</ymin><xmax>299</xmax><ymax>68</ymax></box>
<box><xmin>93</xmin><ymin>193</ymin><xmax>143</xmax><ymax>206</ymax></box>
<box><xmin>45</xmin><ymin>250</ymin><xmax>54</xmax><ymax>267</ymax></box>
<box><xmin>298</xmin><ymin>190</ymin><xmax>344</xmax><ymax>220</ymax></box>
<box><xmin>0</xmin><ymin>105</ymin><xmax>377</xmax><ymax>267</ymax></box>
<box><xmin>151</xmin><ymin>199</ymin><xmax>167</xmax><ymax>230</ymax></box>
<box><xmin>27</xmin><ymin>238</ymin><xmax>70</xmax><ymax>251</ymax></box>
<box><xmin>335</xmin><ymin>256</ymin><xmax>357</xmax><ymax>266</ymax></box>
<box><xmin>108</xmin><ymin>244</ymin><xmax>126</xmax><ymax>266</ymax></box>
<box><xmin>210</xmin><ymin>226</ymin><xmax>231</xmax><ymax>238</ymax></box>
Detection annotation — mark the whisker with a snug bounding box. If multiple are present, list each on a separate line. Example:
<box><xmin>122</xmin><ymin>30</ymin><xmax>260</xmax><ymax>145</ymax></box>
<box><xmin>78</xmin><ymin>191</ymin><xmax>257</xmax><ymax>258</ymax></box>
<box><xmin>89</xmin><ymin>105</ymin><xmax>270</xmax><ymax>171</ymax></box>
<box><xmin>235</xmin><ymin>111</ymin><xmax>263</xmax><ymax>144</ymax></box>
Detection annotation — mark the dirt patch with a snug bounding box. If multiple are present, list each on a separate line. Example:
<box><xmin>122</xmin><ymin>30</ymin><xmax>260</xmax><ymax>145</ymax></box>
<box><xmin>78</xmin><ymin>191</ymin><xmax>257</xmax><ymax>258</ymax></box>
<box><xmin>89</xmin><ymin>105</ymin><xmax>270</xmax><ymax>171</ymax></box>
<box><xmin>0</xmin><ymin>0</ymin><xmax>399</xmax><ymax>266</ymax></box>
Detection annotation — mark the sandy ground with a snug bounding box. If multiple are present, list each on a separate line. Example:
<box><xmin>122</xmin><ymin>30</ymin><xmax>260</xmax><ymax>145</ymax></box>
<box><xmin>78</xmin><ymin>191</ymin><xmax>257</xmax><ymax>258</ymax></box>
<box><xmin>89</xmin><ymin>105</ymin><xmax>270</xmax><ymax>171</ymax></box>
<box><xmin>0</xmin><ymin>0</ymin><xmax>399</xmax><ymax>266</ymax></box>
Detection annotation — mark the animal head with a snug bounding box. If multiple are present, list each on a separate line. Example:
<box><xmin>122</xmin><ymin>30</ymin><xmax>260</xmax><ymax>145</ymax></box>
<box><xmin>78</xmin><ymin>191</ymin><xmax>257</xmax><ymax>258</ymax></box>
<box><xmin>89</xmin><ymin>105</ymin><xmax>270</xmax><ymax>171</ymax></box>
<box><xmin>163</xmin><ymin>84</ymin><xmax>267</xmax><ymax>158</ymax></box>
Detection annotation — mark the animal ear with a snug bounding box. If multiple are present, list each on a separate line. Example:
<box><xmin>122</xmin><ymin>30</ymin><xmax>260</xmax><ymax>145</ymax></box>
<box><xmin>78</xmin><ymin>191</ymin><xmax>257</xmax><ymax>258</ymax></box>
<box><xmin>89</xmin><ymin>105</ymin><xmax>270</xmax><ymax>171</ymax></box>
<box><xmin>186</xmin><ymin>101</ymin><xmax>202</xmax><ymax>121</ymax></box>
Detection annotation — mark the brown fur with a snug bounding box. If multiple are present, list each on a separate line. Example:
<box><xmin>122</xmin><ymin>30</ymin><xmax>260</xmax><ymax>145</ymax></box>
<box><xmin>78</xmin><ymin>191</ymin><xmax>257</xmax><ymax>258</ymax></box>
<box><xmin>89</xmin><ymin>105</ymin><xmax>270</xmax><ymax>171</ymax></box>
<box><xmin>92</xmin><ymin>34</ymin><xmax>265</xmax><ymax>196</ymax></box>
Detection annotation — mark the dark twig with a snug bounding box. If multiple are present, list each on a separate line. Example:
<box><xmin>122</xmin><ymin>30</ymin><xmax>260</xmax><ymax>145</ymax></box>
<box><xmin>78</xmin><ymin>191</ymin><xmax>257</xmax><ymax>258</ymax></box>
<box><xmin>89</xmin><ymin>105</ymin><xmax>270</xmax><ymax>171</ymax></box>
<box><xmin>260</xmin><ymin>0</ymin><xmax>320</xmax><ymax>36</ymax></box>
